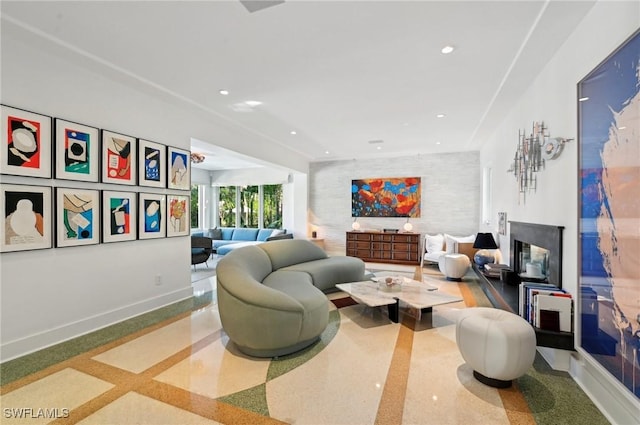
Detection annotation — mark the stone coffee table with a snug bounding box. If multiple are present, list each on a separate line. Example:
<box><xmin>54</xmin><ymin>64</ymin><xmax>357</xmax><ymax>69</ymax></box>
<box><xmin>335</xmin><ymin>277</ymin><xmax>463</xmax><ymax>323</ymax></box>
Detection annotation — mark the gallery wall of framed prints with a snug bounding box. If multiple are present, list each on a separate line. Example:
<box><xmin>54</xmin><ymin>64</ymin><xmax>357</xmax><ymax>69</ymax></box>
<box><xmin>0</xmin><ymin>103</ymin><xmax>191</xmax><ymax>253</ymax></box>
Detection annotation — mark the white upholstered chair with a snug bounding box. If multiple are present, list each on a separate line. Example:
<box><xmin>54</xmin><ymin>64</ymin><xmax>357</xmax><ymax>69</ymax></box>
<box><xmin>420</xmin><ymin>233</ymin><xmax>478</xmax><ymax>268</ymax></box>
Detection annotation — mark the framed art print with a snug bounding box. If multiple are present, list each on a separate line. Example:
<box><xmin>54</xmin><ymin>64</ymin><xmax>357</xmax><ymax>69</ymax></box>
<box><xmin>167</xmin><ymin>146</ymin><xmax>190</xmax><ymax>190</ymax></box>
<box><xmin>138</xmin><ymin>139</ymin><xmax>166</xmax><ymax>188</ymax></box>
<box><xmin>54</xmin><ymin>118</ymin><xmax>99</xmax><ymax>182</ymax></box>
<box><xmin>166</xmin><ymin>194</ymin><xmax>189</xmax><ymax>237</ymax></box>
<box><xmin>102</xmin><ymin>130</ymin><xmax>136</xmax><ymax>185</ymax></box>
<box><xmin>578</xmin><ymin>28</ymin><xmax>639</xmax><ymax>399</ymax></box>
<box><xmin>498</xmin><ymin>212</ymin><xmax>507</xmax><ymax>235</ymax></box>
<box><xmin>1</xmin><ymin>105</ymin><xmax>52</xmax><ymax>178</ymax></box>
<box><xmin>138</xmin><ymin>192</ymin><xmax>166</xmax><ymax>239</ymax></box>
<box><xmin>0</xmin><ymin>184</ymin><xmax>52</xmax><ymax>252</ymax></box>
<box><xmin>351</xmin><ymin>177</ymin><xmax>421</xmax><ymax>217</ymax></box>
<box><xmin>55</xmin><ymin>187</ymin><xmax>100</xmax><ymax>247</ymax></box>
<box><xmin>102</xmin><ymin>190</ymin><xmax>137</xmax><ymax>243</ymax></box>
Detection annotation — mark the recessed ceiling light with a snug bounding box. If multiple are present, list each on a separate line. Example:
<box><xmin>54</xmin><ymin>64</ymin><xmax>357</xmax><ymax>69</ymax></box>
<box><xmin>579</xmin><ymin>97</ymin><xmax>589</xmax><ymax>102</ymax></box>
<box><xmin>245</xmin><ymin>100</ymin><xmax>262</xmax><ymax>107</ymax></box>
<box><xmin>290</xmin><ymin>130</ymin><xmax>297</xmax><ymax>135</ymax></box>
<box><xmin>376</xmin><ymin>146</ymin><xmax>382</xmax><ymax>150</ymax></box>
<box><xmin>325</xmin><ymin>150</ymin><xmax>330</xmax><ymax>155</ymax></box>
<box><xmin>436</xmin><ymin>113</ymin><xmax>446</xmax><ymax>118</ymax></box>
<box><xmin>219</xmin><ymin>89</ymin><xmax>229</xmax><ymax>96</ymax></box>
<box><xmin>436</xmin><ymin>141</ymin><xmax>441</xmax><ymax>145</ymax></box>
<box><xmin>441</xmin><ymin>45</ymin><xmax>455</xmax><ymax>54</ymax></box>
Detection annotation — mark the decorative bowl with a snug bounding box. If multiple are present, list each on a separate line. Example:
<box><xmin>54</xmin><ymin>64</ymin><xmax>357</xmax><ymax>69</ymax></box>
<box><xmin>378</xmin><ymin>277</ymin><xmax>402</xmax><ymax>292</ymax></box>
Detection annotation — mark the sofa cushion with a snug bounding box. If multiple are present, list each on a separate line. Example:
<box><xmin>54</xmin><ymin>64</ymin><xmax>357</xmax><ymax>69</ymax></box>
<box><xmin>217</xmin><ymin>241</ymin><xmax>263</xmax><ymax>255</ymax></box>
<box><xmin>259</xmin><ymin>239</ymin><xmax>328</xmax><ymax>270</ymax></box>
<box><xmin>213</xmin><ymin>240</ymin><xmax>240</xmax><ymax>250</ymax></box>
<box><xmin>257</xmin><ymin>228</ymin><xmax>275</xmax><ymax>241</ymax></box>
<box><xmin>217</xmin><ymin>245</ymin><xmax>273</xmax><ymax>284</ymax></box>
<box><xmin>232</xmin><ymin>228</ymin><xmax>260</xmax><ymax>241</ymax></box>
<box><xmin>191</xmin><ymin>231</ymin><xmax>204</xmax><ymax>237</ymax></box>
<box><xmin>220</xmin><ymin>227</ymin><xmax>235</xmax><ymax>240</ymax></box>
<box><xmin>280</xmin><ymin>256</ymin><xmax>366</xmax><ymax>292</ymax></box>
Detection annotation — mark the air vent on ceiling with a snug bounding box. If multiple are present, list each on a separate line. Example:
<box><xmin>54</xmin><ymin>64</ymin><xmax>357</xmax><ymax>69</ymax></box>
<box><xmin>368</xmin><ymin>140</ymin><xmax>384</xmax><ymax>144</ymax></box>
<box><xmin>239</xmin><ymin>0</ymin><xmax>285</xmax><ymax>13</ymax></box>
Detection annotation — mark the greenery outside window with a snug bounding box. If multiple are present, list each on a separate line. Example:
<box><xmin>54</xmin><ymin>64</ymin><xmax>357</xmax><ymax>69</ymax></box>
<box><xmin>215</xmin><ymin>184</ymin><xmax>282</xmax><ymax>229</ymax></box>
<box><xmin>263</xmin><ymin>184</ymin><xmax>283</xmax><ymax>229</ymax></box>
<box><xmin>240</xmin><ymin>186</ymin><xmax>259</xmax><ymax>228</ymax></box>
<box><xmin>219</xmin><ymin>186</ymin><xmax>237</xmax><ymax>227</ymax></box>
<box><xmin>190</xmin><ymin>185</ymin><xmax>199</xmax><ymax>228</ymax></box>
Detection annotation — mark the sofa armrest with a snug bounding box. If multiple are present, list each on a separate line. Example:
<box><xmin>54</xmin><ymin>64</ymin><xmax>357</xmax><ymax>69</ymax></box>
<box><xmin>266</xmin><ymin>233</ymin><xmax>293</xmax><ymax>241</ymax></box>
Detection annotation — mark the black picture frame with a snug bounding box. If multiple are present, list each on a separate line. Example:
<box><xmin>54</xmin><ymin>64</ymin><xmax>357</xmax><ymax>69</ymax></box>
<box><xmin>0</xmin><ymin>183</ymin><xmax>53</xmax><ymax>252</ymax></box>
<box><xmin>54</xmin><ymin>187</ymin><xmax>100</xmax><ymax>248</ymax></box>
<box><xmin>54</xmin><ymin>118</ymin><xmax>100</xmax><ymax>182</ymax></box>
<box><xmin>1</xmin><ymin>105</ymin><xmax>53</xmax><ymax>179</ymax></box>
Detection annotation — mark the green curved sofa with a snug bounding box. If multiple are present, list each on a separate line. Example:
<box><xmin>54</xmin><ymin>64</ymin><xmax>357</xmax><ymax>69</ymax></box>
<box><xmin>216</xmin><ymin>239</ymin><xmax>366</xmax><ymax>357</ymax></box>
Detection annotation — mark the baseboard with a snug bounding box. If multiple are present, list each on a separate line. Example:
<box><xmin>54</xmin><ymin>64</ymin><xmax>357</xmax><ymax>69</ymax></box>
<box><xmin>0</xmin><ymin>287</ymin><xmax>193</xmax><ymax>362</ymax></box>
<box><xmin>570</xmin><ymin>352</ymin><xmax>640</xmax><ymax>424</ymax></box>
<box><xmin>537</xmin><ymin>346</ymin><xmax>571</xmax><ymax>371</ymax></box>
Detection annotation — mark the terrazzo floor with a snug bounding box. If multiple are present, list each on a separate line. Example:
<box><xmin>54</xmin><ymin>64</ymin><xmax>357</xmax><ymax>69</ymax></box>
<box><xmin>0</xmin><ymin>263</ymin><xmax>609</xmax><ymax>424</ymax></box>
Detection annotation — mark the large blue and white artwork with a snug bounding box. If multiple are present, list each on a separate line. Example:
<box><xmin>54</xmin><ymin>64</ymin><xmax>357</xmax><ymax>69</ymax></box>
<box><xmin>578</xmin><ymin>29</ymin><xmax>639</xmax><ymax>399</ymax></box>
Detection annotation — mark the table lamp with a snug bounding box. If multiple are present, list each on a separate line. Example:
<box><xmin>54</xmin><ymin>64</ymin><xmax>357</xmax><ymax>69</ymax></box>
<box><xmin>473</xmin><ymin>232</ymin><xmax>498</xmax><ymax>268</ymax></box>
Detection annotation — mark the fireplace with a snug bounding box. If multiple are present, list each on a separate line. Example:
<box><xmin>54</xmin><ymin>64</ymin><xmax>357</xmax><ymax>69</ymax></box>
<box><xmin>509</xmin><ymin>221</ymin><xmax>564</xmax><ymax>288</ymax></box>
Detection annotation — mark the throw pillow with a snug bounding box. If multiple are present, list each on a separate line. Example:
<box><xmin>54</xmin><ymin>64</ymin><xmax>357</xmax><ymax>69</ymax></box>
<box><xmin>425</xmin><ymin>233</ymin><xmax>444</xmax><ymax>253</ymax></box>
<box><xmin>270</xmin><ymin>229</ymin><xmax>285</xmax><ymax>237</ymax></box>
<box><xmin>209</xmin><ymin>228</ymin><xmax>222</xmax><ymax>240</ymax></box>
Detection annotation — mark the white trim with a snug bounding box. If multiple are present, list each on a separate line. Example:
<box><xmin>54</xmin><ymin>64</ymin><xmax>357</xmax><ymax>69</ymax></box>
<box><xmin>570</xmin><ymin>353</ymin><xmax>640</xmax><ymax>425</ymax></box>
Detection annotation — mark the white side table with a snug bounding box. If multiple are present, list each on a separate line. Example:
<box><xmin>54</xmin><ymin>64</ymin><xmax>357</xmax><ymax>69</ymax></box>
<box><xmin>438</xmin><ymin>253</ymin><xmax>470</xmax><ymax>281</ymax></box>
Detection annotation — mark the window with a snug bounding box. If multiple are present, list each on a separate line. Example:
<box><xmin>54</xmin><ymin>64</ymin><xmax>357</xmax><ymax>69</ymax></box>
<box><xmin>263</xmin><ymin>184</ymin><xmax>283</xmax><ymax>228</ymax></box>
<box><xmin>240</xmin><ymin>185</ymin><xmax>259</xmax><ymax>228</ymax></box>
<box><xmin>216</xmin><ymin>184</ymin><xmax>282</xmax><ymax>228</ymax></box>
<box><xmin>218</xmin><ymin>186</ymin><xmax>237</xmax><ymax>227</ymax></box>
<box><xmin>190</xmin><ymin>184</ymin><xmax>199</xmax><ymax>228</ymax></box>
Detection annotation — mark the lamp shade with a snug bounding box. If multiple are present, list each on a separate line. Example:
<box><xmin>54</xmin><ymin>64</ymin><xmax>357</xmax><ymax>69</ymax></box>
<box><xmin>473</xmin><ymin>233</ymin><xmax>498</xmax><ymax>249</ymax></box>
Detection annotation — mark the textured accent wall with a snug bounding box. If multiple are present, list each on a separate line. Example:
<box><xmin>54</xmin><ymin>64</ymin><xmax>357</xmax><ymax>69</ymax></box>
<box><xmin>309</xmin><ymin>152</ymin><xmax>481</xmax><ymax>254</ymax></box>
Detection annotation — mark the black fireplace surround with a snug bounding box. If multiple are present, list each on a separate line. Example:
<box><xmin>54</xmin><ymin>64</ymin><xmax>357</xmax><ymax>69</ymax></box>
<box><xmin>509</xmin><ymin>221</ymin><xmax>564</xmax><ymax>288</ymax></box>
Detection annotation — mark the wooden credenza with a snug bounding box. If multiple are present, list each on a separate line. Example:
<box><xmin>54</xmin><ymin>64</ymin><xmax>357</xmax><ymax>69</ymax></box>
<box><xmin>346</xmin><ymin>231</ymin><xmax>420</xmax><ymax>265</ymax></box>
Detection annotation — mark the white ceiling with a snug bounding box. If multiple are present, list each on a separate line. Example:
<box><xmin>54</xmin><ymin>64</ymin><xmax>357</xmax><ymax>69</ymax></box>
<box><xmin>1</xmin><ymin>0</ymin><xmax>596</xmax><ymax>170</ymax></box>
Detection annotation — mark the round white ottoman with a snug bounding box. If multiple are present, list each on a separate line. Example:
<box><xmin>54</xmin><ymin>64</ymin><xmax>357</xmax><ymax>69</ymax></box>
<box><xmin>438</xmin><ymin>253</ymin><xmax>471</xmax><ymax>281</ymax></box>
<box><xmin>456</xmin><ymin>307</ymin><xmax>536</xmax><ymax>388</ymax></box>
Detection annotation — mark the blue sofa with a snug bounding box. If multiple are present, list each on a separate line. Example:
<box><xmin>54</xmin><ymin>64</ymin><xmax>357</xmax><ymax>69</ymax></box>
<box><xmin>192</xmin><ymin>227</ymin><xmax>291</xmax><ymax>255</ymax></box>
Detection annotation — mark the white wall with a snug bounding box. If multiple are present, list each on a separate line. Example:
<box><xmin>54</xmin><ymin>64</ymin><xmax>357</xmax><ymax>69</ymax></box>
<box><xmin>309</xmin><ymin>152</ymin><xmax>480</xmax><ymax>255</ymax></box>
<box><xmin>284</xmin><ymin>172</ymin><xmax>308</xmax><ymax>238</ymax></box>
<box><xmin>0</xmin><ymin>14</ymin><xmax>310</xmax><ymax>360</ymax></box>
<box><xmin>479</xmin><ymin>2</ymin><xmax>639</xmax><ymax>423</ymax></box>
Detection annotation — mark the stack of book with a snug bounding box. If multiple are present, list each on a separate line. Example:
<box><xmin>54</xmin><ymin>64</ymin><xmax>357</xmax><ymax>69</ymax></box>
<box><xmin>519</xmin><ymin>282</ymin><xmax>572</xmax><ymax>332</ymax></box>
<box><xmin>482</xmin><ymin>263</ymin><xmax>510</xmax><ymax>278</ymax></box>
